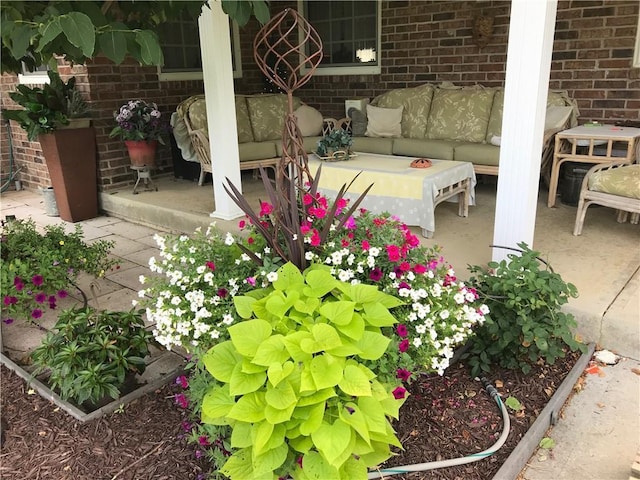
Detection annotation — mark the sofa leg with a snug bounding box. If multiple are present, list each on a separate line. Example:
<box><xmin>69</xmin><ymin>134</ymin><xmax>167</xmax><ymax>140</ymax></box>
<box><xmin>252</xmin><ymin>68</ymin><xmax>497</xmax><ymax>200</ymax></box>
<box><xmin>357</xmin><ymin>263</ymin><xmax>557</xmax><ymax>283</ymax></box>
<box><xmin>198</xmin><ymin>168</ymin><xmax>206</xmax><ymax>186</ymax></box>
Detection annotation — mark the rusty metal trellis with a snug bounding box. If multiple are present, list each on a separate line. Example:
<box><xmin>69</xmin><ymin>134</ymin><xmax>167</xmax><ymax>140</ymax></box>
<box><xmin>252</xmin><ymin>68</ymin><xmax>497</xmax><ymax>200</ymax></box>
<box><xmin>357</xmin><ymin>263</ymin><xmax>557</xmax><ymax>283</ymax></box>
<box><xmin>253</xmin><ymin>8</ymin><xmax>323</xmax><ymax>198</ymax></box>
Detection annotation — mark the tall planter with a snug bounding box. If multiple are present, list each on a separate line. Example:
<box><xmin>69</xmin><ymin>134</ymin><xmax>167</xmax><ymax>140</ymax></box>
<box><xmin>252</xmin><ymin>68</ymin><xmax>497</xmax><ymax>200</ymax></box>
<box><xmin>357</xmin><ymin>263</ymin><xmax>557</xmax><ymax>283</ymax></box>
<box><xmin>125</xmin><ymin>140</ymin><xmax>157</xmax><ymax>168</ymax></box>
<box><xmin>38</xmin><ymin>127</ymin><xmax>98</xmax><ymax>222</ymax></box>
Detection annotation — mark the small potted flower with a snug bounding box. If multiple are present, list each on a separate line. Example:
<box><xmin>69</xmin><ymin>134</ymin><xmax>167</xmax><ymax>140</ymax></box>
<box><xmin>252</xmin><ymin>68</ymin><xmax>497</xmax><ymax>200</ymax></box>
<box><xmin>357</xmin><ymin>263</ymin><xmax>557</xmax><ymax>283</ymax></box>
<box><xmin>316</xmin><ymin>128</ymin><xmax>353</xmax><ymax>161</ymax></box>
<box><xmin>109</xmin><ymin>99</ymin><xmax>169</xmax><ymax>167</ymax></box>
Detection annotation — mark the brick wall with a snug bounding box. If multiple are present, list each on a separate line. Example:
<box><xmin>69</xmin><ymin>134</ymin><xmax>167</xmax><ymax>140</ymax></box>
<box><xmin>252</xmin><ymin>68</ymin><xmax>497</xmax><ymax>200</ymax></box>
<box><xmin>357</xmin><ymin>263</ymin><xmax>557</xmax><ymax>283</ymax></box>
<box><xmin>1</xmin><ymin>0</ymin><xmax>638</xmax><ymax>192</ymax></box>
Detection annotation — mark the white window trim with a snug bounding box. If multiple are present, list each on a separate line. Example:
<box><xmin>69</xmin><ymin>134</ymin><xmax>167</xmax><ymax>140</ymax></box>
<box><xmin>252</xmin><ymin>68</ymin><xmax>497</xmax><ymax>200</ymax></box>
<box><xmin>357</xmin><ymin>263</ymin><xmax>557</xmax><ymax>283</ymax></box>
<box><xmin>158</xmin><ymin>19</ymin><xmax>242</xmax><ymax>81</ymax></box>
<box><xmin>297</xmin><ymin>0</ymin><xmax>382</xmax><ymax>76</ymax></box>
<box><xmin>633</xmin><ymin>14</ymin><xmax>640</xmax><ymax>68</ymax></box>
<box><xmin>18</xmin><ymin>72</ymin><xmax>50</xmax><ymax>84</ymax></box>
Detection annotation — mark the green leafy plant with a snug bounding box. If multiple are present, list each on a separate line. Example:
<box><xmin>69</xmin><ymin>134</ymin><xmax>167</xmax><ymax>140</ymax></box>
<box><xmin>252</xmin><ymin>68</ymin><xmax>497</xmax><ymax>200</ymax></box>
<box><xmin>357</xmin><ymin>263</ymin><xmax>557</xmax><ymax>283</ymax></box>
<box><xmin>30</xmin><ymin>306</ymin><xmax>153</xmax><ymax>406</ymax></box>
<box><xmin>1</xmin><ymin>70</ymin><xmax>89</xmax><ymax>141</ymax></box>
<box><xmin>200</xmin><ymin>262</ymin><xmax>407</xmax><ymax>480</ymax></box>
<box><xmin>1</xmin><ymin>218</ymin><xmax>116</xmax><ymax>325</ymax></box>
<box><xmin>316</xmin><ymin>128</ymin><xmax>353</xmax><ymax>158</ymax></box>
<box><xmin>463</xmin><ymin>242</ymin><xmax>586</xmax><ymax>376</ymax></box>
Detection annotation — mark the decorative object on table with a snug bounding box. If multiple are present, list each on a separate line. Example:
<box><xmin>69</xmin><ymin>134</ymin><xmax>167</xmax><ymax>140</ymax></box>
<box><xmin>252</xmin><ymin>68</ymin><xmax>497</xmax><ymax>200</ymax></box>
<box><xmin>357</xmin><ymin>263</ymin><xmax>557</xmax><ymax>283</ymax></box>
<box><xmin>315</xmin><ymin>127</ymin><xmax>354</xmax><ymax>161</ymax></box>
<box><xmin>410</xmin><ymin>158</ymin><xmax>432</xmax><ymax>168</ymax></box>
<box><xmin>2</xmin><ymin>71</ymin><xmax>98</xmax><ymax>222</ymax></box>
<box><xmin>110</xmin><ymin>99</ymin><xmax>169</xmax><ymax>168</ymax></box>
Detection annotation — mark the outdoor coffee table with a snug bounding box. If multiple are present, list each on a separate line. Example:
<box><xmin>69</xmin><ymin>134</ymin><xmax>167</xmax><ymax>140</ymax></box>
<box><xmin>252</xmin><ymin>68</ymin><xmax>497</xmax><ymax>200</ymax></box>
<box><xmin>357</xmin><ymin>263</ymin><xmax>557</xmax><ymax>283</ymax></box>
<box><xmin>307</xmin><ymin>153</ymin><xmax>476</xmax><ymax>238</ymax></box>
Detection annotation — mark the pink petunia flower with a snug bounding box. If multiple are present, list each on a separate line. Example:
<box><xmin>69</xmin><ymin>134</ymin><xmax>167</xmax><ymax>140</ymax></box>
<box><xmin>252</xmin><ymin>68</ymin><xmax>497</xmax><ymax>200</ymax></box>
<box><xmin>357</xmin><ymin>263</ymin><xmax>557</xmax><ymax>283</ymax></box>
<box><xmin>259</xmin><ymin>201</ymin><xmax>274</xmax><ymax>216</ymax></box>
<box><xmin>392</xmin><ymin>386</ymin><xmax>407</xmax><ymax>399</ymax></box>
<box><xmin>175</xmin><ymin>375</ymin><xmax>189</xmax><ymax>389</ymax></box>
<box><xmin>399</xmin><ymin>339</ymin><xmax>409</xmax><ymax>353</ymax></box>
<box><xmin>3</xmin><ymin>296</ymin><xmax>17</xmax><ymax>306</ymax></box>
<box><xmin>198</xmin><ymin>435</ymin><xmax>211</xmax><ymax>447</ymax></box>
<box><xmin>217</xmin><ymin>288</ymin><xmax>228</xmax><ymax>298</ymax></box>
<box><xmin>303</xmin><ymin>193</ymin><xmax>313</xmax><ymax>205</ymax></box>
<box><xmin>238</xmin><ymin>219</ymin><xmax>246</xmax><ymax>229</ymax></box>
<box><xmin>31</xmin><ymin>309</ymin><xmax>43</xmax><ymax>319</ymax></box>
<box><xmin>396</xmin><ymin>324</ymin><xmax>408</xmax><ymax>337</ymax></box>
<box><xmin>206</xmin><ymin>261</ymin><xmax>216</xmax><ymax>271</ymax></box>
<box><xmin>413</xmin><ymin>264</ymin><xmax>427</xmax><ymax>274</ymax></box>
<box><xmin>13</xmin><ymin>277</ymin><xmax>24</xmax><ymax>291</ymax></box>
<box><xmin>369</xmin><ymin>268</ymin><xmax>383</xmax><ymax>282</ymax></box>
<box><xmin>310</xmin><ymin>229</ymin><xmax>321</xmax><ymax>247</ymax></box>
<box><xmin>34</xmin><ymin>292</ymin><xmax>47</xmax><ymax>304</ymax></box>
<box><xmin>246</xmin><ymin>276</ymin><xmax>256</xmax><ymax>286</ymax></box>
<box><xmin>396</xmin><ymin>369</ymin><xmax>412</xmax><ymax>381</ymax></box>
<box><xmin>361</xmin><ymin>240</ymin><xmax>370</xmax><ymax>251</ymax></box>
<box><xmin>31</xmin><ymin>275</ymin><xmax>44</xmax><ymax>287</ymax></box>
<box><xmin>386</xmin><ymin>244</ymin><xmax>401</xmax><ymax>262</ymax></box>
<box><xmin>174</xmin><ymin>393</ymin><xmax>189</xmax><ymax>409</ymax></box>
<box><xmin>345</xmin><ymin>216</ymin><xmax>356</xmax><ymax>229</ymax></box>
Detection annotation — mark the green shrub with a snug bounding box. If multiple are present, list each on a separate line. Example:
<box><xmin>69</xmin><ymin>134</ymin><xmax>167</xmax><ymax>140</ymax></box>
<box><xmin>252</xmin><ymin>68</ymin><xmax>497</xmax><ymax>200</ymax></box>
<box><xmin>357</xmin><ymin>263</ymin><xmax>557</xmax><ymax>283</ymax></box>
<box><xmin>31</xmin><ymin>307</ymin><xmax>153</xmax><ymax>406</ymax></box>
<box><xmin>464</xmin><ymin>243</ymin><xmax>586</xmax><ymax>376</ymax></box>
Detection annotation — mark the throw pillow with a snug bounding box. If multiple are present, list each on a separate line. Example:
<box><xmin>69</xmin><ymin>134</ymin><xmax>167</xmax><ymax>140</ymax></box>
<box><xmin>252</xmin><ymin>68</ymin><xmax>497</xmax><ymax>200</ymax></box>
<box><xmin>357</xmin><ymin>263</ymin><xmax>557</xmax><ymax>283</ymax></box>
<box><xmin>545</xmin><ymin>106</ymin><xmax>573</xmax><ymax>130</ymax></box>
<box><xmin>348</xmin><ymin>107</ymin><xmax>368</xmax><ymax>137</ymax></box>
<box><xmin>365</xmin><ymin>105</ymin><xmax>403</xmax><ymax>138</ymax></box>
<box><xmin>294</xmin><ymin>104</ymin><xmax>324</xmax><ymax>136</ymax></box>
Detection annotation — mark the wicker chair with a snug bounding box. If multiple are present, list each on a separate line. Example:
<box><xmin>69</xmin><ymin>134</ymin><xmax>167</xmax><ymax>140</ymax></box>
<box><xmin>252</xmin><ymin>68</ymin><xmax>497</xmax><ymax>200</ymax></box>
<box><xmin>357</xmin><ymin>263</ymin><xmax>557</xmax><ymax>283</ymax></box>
<box><xmin>573</xmin><ymin>162</ymin><xmax>640</xmax><ymax>235</ymax></box>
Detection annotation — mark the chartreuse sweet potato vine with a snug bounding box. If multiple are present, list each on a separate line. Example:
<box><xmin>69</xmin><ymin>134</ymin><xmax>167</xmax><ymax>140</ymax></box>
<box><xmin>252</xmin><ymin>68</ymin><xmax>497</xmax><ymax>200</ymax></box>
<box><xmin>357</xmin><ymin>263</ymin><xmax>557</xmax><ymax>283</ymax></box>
<box><xmin>200</xmin><ymin>262</ymin><xmax>407</xmax><ymax>480</ymax></box>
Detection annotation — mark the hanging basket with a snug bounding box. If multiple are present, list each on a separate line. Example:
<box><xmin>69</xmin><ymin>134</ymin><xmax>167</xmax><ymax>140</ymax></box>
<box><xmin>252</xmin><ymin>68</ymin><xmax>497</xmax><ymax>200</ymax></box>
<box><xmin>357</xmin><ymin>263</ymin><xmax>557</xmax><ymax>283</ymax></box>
<box><xmin>125</xmin><ymin>140</ymin><xmax>157</xmax><ymax>168</ymax></box>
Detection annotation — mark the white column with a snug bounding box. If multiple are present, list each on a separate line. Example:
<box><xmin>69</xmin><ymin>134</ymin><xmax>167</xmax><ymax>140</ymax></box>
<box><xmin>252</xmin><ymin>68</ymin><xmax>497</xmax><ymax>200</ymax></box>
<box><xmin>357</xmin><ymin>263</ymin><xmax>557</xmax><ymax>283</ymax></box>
<box><xmin>492</xmin><ymin>0</ymin><xmax>558</xmax><ymax>263</ymax></box>
<box><xmin>198</xmin><ymin>3</ymin><xmax>244</xmax><ymax>220</ymax></box>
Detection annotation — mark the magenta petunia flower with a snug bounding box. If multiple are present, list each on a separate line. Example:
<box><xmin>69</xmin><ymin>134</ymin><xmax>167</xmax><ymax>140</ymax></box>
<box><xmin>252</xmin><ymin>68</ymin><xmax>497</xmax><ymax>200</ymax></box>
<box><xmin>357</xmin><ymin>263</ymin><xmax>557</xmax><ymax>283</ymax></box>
<box><xmin>13</xmin><ymin>278</ymin><xmax>24</xmax><ymax>291</ymax></box>
<box><xmin>217</xmin><ymin>288</ymin><xmax>228</xmax><ymax>298</ymax></box>
<box><xmin>396</xmin><ymin>324</ymin><xmax>408</xmax><ymax>337</ymax></box>
<box><xmin>31</xmin><ymin>309</ymin><xmax>43</xmax><ymax>319</ymax></box>
<box><xmin>3</xmin><ymin>318</ymin><xmax>14</xmax><ymax>325</ymax></box>
<box><xmin>392</xmin><ymin>386</ymin><xmax>407</xmax><ymax>399</ymax></box>
<box><xmin>175</xmin><ymin>375</ymin><xmax>189</xmax><ymax>389</ymax></box>
<box><xmin>413</xmin><ymin>264</ymin><xmax>427</xmax><ymax>274</ymax></box>
<box><xmin>369</xmin><ymin>268</ymin><xmax>383</xmax><ymax>282</ymax></box>
<box><xmin>195</xmin><ymin>450</ymin><xmax>203</xmax><ymax>459</ymax></box>
<box><xmin>206</xmin><ymin>261</ymin><xmax>216</xmax><ymax>271</ymax></box>
<box><xmin>238</xmin><ymin>219</ymin><xmax>246</xmax><ymax>229</ymax></box>
<box><xmin>174</xmin><ymin>393</ymin><xmax>189</xmax><ymax>409</ymax></box>
<box><xmin>396</xmin><ymin>369</ymin><xmax>412</xmax><ymax>381</ymax></box>
<box><xmin>259</xmin><ymin>201</ymin><xmax>274</xmax><ymax>216</ymax></box>
<box><xmin>361</xmin><ymin>240</ymin><xmax>370</xmax><ymax>251</ymax></box>
<box><xmin>3</xmin><ymin>296</ymin><xmax>17</xmax><ymax>306</ymax></box>
<box><xmin>296</xmin><ymin>456</ymin><xmax>303</xmax><ymax>469</ymax></box>
<box><xmin>34</xmin><ymin>292</ymin><xmax>47</xmax><ymax>304</ymax></box>
<box><xmin>386</xmin><ymin>244</ymin><xmax>401</xmax><ymax>262</ymax></box>
<box><xmin>181</xmin><ymin>420</ymin><xmax>192</xmax><ymax>432</ymax></box>
<box><xmin>198</xmin><ymin>435</ymin><xmax>210</xmax><ymax>447</ymax></box>
<box><xmin>399</xmin><ymin>339</ymin><xmax>409</xmax><ymax>353</ymax></box>
<box><xmin>345</xmin><ymin>216</ymin><xmax>356</xmax><ymax>229</ymax></box>
<box><xmin>31</xmin><ymin>275</ymin><xmax>44</xmax><ymax>286</ymax></box>
<box><xmin>310</xmin><ymin>229</ymin><xmax>321</xmax><ymax>247</ymax></box>
<box><xmin>303</xmin><ymin>193</ymin><xmax>313</xmax><ymax>205</ymax></box>
<box><xmin>246</xmin><ymin>276</ymin><xmax>256</xmax><ymax>286</ymax></box>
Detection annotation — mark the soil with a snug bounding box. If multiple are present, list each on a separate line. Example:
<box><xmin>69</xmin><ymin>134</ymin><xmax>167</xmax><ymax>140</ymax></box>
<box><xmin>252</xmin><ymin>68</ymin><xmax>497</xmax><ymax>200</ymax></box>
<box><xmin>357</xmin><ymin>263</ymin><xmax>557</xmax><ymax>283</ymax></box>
<box><xmin>0</xmin><ymin>351</ymin><xmax>581</xmax><ymax>480</ymax></box>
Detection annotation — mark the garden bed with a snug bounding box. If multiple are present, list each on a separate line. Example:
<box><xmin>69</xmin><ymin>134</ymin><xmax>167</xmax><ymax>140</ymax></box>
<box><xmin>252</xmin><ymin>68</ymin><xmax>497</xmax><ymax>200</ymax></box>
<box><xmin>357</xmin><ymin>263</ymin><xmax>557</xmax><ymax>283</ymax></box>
<box><xmin>0</xmin><ymin>346</ymin><xmax>592</xmax><ymax>479</ymax></box>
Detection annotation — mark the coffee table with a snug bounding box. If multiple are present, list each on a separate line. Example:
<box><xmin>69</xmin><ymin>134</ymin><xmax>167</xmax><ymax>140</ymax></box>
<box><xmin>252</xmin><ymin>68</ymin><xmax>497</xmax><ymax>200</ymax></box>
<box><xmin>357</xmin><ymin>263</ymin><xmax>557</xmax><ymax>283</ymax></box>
<box><xmin>307</xmin><ymin>153</ymin><xmax>476</xmax><ymax>238</ymax></box>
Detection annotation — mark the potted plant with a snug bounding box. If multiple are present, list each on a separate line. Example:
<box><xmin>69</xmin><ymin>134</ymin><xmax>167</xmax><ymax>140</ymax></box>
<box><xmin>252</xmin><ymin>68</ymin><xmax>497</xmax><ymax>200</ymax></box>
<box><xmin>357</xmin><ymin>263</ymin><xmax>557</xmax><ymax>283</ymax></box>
<box><xmin>109</xmin><ymin>99</ymin><xmax>169</xmax><ymax>168</ymax></box>
<box><xmin>316</xmin><ymin>128</ymin><xmax>353</xmax><ymax>161</ymax></box>
<box><xmin>1</xmin><ymin>70</ymin><xmax>98</xmax><ymax>223</ymax></box>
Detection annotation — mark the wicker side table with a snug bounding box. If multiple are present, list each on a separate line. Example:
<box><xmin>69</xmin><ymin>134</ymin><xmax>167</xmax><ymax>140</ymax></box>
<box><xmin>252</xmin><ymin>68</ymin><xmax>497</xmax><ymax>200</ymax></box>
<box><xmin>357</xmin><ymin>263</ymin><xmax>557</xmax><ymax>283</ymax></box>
<box><xmin>547</xmin><ymin>125</ymin><xmax>640</xmax><ymax>208</ymax></box>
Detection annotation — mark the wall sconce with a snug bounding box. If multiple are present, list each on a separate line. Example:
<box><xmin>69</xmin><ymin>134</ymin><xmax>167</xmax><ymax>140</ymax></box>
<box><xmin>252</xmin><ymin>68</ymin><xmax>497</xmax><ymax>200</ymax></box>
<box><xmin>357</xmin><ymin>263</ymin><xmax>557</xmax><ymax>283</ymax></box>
<box><xmin>472</xmin><ymin>15</ymin><xmax>494</xmax><ymax>48</ymax></box>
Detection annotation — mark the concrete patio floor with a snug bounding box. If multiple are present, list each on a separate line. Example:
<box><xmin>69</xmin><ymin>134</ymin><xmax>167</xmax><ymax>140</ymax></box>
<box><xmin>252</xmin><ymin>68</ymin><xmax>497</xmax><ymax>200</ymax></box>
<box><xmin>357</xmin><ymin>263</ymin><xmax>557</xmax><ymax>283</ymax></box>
<box><xmin>1</xmin><ymin>171</ymin><xmax>638</xmax><ymax>479</ymax></box>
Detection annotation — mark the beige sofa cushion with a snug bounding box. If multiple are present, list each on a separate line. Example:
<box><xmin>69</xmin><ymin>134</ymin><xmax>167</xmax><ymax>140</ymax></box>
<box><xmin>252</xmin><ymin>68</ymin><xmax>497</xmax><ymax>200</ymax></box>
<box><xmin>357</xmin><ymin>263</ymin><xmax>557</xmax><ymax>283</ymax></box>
<box><xmin>246</xmin><ymin>94</ymin><xmax>301</xmax><ymax>142</ymax></box>
<box><xmin>238</xmin><ymin>142</ymin><xmax>278</xmax><ymax>162</ymax></box>
<box><xmin>427</xmin><ymin>88</ymin><xmax>496</xmax><ymax>143</ymax></box>
<box><xmin>351</xmin><ymin>136</ymin><xmax>394</xmax><ymax>155</ymax></box>
<box><xmin>589</xmin><ymin>165</ymin><xmax>640</xmax><ymax>199</ymax></box>
<box><xmin>294</xmin><ymin>105</ymin><xmax>323</xmax><ymax>137</ymax></box>
<box><xmin>485</xmin><ymin>88</ymin><xmax>504</xmax><ymax>143</ymax></box>
<box><xmin>365</xmin><ymin>105</ymin><xmax>403</xmax><ymax>138</ymax></box>
<box><xmin>235</xmin><ymin>96</ymin><xmax>254</xmax><ymax>143</ymax></box>
<box><xmin>375</xmin><ymin>83</ymin><xmax>435</xmax><ymax>139</ymax></box>
<box><xmin>187</xmin><ymin>97</ymin><xmax>208</xmax><ymax>132</ymax></box>
<box><xmin>454</xmin><ymin>144</ymin><xmax>500</xmax><ymax>166</ymax></box>
<box><xmin>392</xmin><ymin>138</ymin><xmax>458</xmax><ymax>161</ymax></box>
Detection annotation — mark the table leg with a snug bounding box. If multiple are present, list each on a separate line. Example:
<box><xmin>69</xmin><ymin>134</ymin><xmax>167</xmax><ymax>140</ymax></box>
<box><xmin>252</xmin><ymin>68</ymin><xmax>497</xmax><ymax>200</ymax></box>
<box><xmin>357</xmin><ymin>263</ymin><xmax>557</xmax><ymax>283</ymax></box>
<box><xmin>458</xmin><ymin>179</ymin><xmax>470</xmax><ymax>217</ymax></box>
<box><xmin>547</xmin><ymin>158</ymin><xmax>563</xmax><ymax>208</ymax></box>
<box><xmin>422</xmin><ymin>228</ymin><xmax>434</xmax><ymax>238</ymax></box>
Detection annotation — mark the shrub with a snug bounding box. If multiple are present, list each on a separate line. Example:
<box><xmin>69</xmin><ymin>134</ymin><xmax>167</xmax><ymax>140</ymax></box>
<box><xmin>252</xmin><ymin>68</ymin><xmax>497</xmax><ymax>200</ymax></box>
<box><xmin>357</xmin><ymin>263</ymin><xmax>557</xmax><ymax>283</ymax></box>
<box><xmin>463</xmin><ymin>243</ymin><xmax>586</xmax><ymax>376</ymax></box>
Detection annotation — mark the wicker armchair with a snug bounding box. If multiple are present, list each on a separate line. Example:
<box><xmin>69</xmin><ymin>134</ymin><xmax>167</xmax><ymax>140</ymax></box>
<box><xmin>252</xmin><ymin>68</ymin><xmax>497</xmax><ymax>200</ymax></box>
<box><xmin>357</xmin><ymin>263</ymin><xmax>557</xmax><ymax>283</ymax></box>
<box><xmin>573</xmin><ymin>162</ymin><xmax>640</xmax><ymax>235</ymax></box>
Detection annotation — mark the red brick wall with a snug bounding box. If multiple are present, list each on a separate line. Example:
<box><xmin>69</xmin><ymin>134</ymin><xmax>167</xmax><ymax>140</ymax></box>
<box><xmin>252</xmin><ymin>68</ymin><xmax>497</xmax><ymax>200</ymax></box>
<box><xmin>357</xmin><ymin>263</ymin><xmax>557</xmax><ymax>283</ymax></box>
<box><xmin>1</xmin><ymin>0</ymin><xmax>638</xmax><ymax>192</ymax></box>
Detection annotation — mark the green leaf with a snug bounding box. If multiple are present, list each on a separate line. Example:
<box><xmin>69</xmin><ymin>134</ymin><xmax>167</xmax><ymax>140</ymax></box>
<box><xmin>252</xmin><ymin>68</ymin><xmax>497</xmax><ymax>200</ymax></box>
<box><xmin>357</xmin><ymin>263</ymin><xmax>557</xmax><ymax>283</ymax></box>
<box><xmin>227</xmin><ymin>391</ymin><xmax>266</xmax><ymax>422</ymax></box>
<box><xmin>304</xmin><ymin>268</ymin><xmax>339</xmax><ymax>298</ymax></box>
<box><xmin>339</xmin><ymin>402</ymin><xmax>371</xmax><ymax>445</ymax></box>
<box><xmin>230</xmin><ymin>421</ymin><xmax>253</xmax><ymax>448</ymax></box>
<box><xmin>60</xmin><ymin>12</ymin><xmax>95</xmax><ymax>57</ymax></box>
<box><xmin>267</xmin><ymin>360</ymin><xmax>295</xmax><ymax>387</ymax></box>
<box><xmin>297</xmin><ymin>387</ymin><xmax>336</xmax><ymax>407</ymax></box>
<box><xmin>282</xmin><ymin>331</ymin><xmax>313</xmax><ymax>363</ymax></box>
<box><xmin>135</xmin><ymin>29</ymin><xmax>163</xmax><ymax>65</ymax></box>
<box><xmin>539</xmin><ymin>437</ymin><xmax>556</xmax><ymax>449</ymax></box>
<box><xmin>334</xmin><ymin>312</ymin><xmax>365</xmax><ymax>340</ymax></box>
<box><xmin>221</xmin><ymin>449</ymin><xmax>271</xmax><ymax>480</ymax></box>
<box><xmin>273</xmin><ymin>262</ymin><xmax>304</xmax><ymax>291</ymax></box>
<box><xmin>202</xmin><ymin>341</ymin><xmax>239</xmax><ymax>382</ymax></box>
<box><xmin>300</xmin><ymin>451</ymin><xmax>340</xmax><ymax>480</ymax></box>
<box><xmin>310</xmin><ymin>323</ymin><xmax>342</xmax><ymax>351</ymax></box>
<box><xmin>250</xmin><ymin>1</ymin><xmax>271</xmax><ymax>25</ymax></box>
<box><xmin>229</xmin><ymin>362</ymin><xmax>266</xmax><ymax>396</ymax></box>
<box><xmin>253</xmin><ymin>335</ymin><xmax>289</xmax><ymax>367</ymax></box>
<box><xmin>264</xmin><ymin>401</ymin><xmax>296</xmax><ymax>424</ymax></box>
<box><xmin>338</xmin><ymin>455</ymin><xmax>368</xmax><ymax>479</ymax></box>
<box><xmin>7</xmin><ymin>24</ymin><xmax>32</xmax><ymax>59</ymax></box>
<box><xmin>299</xmin><ymin>401</ymin><xmax>325</xmax><ymax>436</ymax></box>
<box><xmin>229</xmin><ymin>319</ymin><xmax>272</xmax><ymax>357</ymax></box>
<box><xmin>310</xmin><ymin>354</ymin><xmax>344</xmax><ymax>390</ymax></box>
<box><xmin>233</xmin><ymin>295</ymin><xmax>257</xmax><ymax>319</ymax></box>
<box><xmin>357</xmin><ymin>397</ymin><xmax>387</xmax><ymax>434</ymax></box>
<box><xmin>38</xmin><ymin>18</ymin><xmax>62</xmax><ymax>51</ymax></box>
<box><xmin>265</xmin><ymin>380</ymin><xmax>297</xmax><ymax>410</ymax></box>
<box><xmin>252</xmin><ymin>421</ymin><xmax>274</xmax><ymax>455</ymax></box>
<box><xmin>505</xmin><ymin>396</ymin><xmax>523</xmax><ymax>412</ymax></box>
<box><xmin>319</xmin><ymin>301</ymin><xmax>355</xmax><ymax>326</ymax></box>
<box><xmin>338</xmin><ymin>364</ymin><xmax>372</xmax><ymax>397</ymax></box>
<box><xmin>354</xmin><ymin>330</ymin><xmax>391</xmax><ymax>361</ymax></box>
<box><xmin>363</xmin><ymin>302</ymin><xmax>397</xmax><ymax>327</ymax></box>
<box><xmin>201</xmin><ymin>384</ymin><xmax>234</xmax><ymax>425</ymax></box>
<box><xmin>311</xmin><ymin>419</ymin><xmax>352</xmax><ymax>467</ymax></box>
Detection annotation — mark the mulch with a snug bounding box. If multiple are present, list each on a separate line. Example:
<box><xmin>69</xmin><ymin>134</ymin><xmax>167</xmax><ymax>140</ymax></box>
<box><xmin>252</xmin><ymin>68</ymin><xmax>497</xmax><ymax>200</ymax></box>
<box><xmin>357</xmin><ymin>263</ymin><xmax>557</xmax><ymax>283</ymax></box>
<box><xmin>0</xmin><ymin>350</ymin><xmax>581</xmax><ymax>480</ymax></box>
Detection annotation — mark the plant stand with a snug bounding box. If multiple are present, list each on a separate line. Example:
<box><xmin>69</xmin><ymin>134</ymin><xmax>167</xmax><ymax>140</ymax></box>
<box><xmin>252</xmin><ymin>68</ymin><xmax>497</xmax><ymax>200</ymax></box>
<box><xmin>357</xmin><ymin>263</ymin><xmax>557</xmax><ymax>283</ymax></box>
<box><xmin>131</xmin><ymin>166</ymin><xmax>158</xmax><ymax>194</ymax></box>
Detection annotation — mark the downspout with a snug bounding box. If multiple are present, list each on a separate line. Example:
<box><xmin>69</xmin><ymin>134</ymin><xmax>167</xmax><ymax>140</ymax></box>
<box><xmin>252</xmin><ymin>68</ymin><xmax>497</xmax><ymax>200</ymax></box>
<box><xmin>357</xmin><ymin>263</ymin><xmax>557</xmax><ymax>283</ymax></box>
<box><xmin>1</xmin><ymin>115</ymin><xmax>22</xmax><ymax>193</ymax></box>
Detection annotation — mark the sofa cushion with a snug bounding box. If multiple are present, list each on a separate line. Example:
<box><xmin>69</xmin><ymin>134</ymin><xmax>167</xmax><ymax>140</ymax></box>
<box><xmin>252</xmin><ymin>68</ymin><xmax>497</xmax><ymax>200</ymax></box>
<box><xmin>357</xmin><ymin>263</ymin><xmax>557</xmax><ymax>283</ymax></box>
<box><xmin>246</xmin><ymin>94</ymin><xmax>301</xmax><ymax>142</ymax></box>
<box><xmin>187</xmin><ymin>97</ymin><xmax>208</xmax><ymax>132</ymax></box>
<box><xmin>589</xmin><ymin>165</ymin><xmax>640</xmax><ymax>199</ymax></box>
<box><xmin>454</xmin><ymin>143</ymin><xmax>500</xmax><ymax>166</ymax></box>
<box><xmin>427</xmin><ymin>87</ymin><xmax>496</xmax><ymax>143</ymax></box>
<box><xmin>392</xmin><ymin>138</ymin><xmax>457</xmax><ymax>161</ymax></box>
<box><xmin>294</xmin><ymin>105</ymin><xmax>323</xmax><ymax>137</ymax></box>
<box><xmin>235</xmin><ymin>96</ymin><xmax>254</xmax><ymax>143</ymax></box>
<box><xmin>375</xmin><ymin>83</ymin><xmax>435</xmax><ymax>139</ymax></box>
<box><xmin>365</xmin><ymin>105</ymin><xmax>403</xmax><ymax>138</ymax></box>
<box><xmin>485</xmin><ymin>88</ymin><xmax>504</xmax><ymax>143</ymax></box>
<box><xmin>238</xmin><ymin>142</ymin><xmax>278</xmax><ymax>162</ymax></box>
<box><xmin>352</xmin><ymin>136</ymin><xmax>394</xmax><ymax>155</ymax></box>
<box><xmin>276</xmin><ymin>136</ymin><xmax>323</xmax><ymax>157</ymax></box>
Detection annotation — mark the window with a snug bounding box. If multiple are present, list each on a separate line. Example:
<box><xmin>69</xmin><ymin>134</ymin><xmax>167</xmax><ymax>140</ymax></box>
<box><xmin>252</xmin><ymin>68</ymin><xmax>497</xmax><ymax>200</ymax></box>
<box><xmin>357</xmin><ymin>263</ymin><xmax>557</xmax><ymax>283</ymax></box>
<box><xmin>18</xmin><ymin>63</ymin><xmax>49</xmax><ymax>85</ymax></box>
<box><xmin>299</xmin><ymin>0</ymin><xmax>380</xmax><ymax>75</ymax></box>
<box><xmin>157</xmin><ymin>15</ymin><xmax>242</xmax><ymax>81</ymax></box>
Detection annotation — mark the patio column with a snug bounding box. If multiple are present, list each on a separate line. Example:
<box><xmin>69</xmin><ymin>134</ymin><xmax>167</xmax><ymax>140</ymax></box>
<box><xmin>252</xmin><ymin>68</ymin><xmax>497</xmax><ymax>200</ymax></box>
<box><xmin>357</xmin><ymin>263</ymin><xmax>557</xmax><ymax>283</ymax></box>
<box><xmin>198</xmin><ymin>3</ymin><xmax>244</xmax><ymax>220</ymax></box>
<box><xmin>492</xmin><ymin>0</ymin><xmax>557</xmax><ymax>262</ymax></box>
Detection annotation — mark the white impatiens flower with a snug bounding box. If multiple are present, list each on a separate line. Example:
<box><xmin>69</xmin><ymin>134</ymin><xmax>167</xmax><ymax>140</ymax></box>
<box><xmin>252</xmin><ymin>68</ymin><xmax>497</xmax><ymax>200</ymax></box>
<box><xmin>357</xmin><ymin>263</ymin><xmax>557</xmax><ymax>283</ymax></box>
<box><xmin>413</xmin><ymin>337</ymin><xmax>423</xmax><ymax>348</ymax></box>
<box><xmin>266</xmin><ymin>271</ymin><xmax>278</xmax><ymax>282</ymax></box>
<box><xmin>139</xmin><ymin>275</ymin><xmax>146</xmax><ymax>285</ymax></box>
<box><xmin>224</xmin><ymin>232</ymin><xmax>235</xmax><ymax>245</ymax></box>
